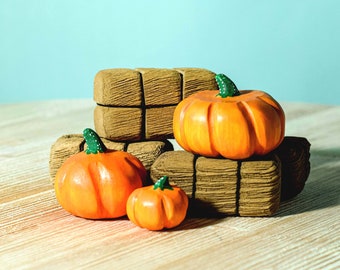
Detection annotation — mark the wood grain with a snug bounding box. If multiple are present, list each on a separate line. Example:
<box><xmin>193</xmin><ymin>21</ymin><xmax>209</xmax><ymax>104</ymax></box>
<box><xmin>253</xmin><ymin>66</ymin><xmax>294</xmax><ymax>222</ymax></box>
<box><xmin>94</xmin><ymin>68</ymin><xmax>142</xmax><ymax>106</ymax></box>
<box><xmin>150</xmin><ymin>137</ymin><xmax>309</xmax><ymax>217</ymax></box>
<box><xmin>150</xmin><ymin>151</ymin><xmax>195</xmax><ymax>197</ymax></box>
<box><xmin>145</xmin><ymin>105</ymin><xmax>176</xmax><ymax>139</ymax></box>
<box><xmin>94</xmin><ymin>105</ymin><xmax>143</xmax><ymax>141</ymax></box>
<box><xmin>151</xmin><ymin>151</ymin><xmax>282</xmax><ymax>217</ymax></box>
<box><xmin>174</xmin><ymin>67</ymin><xmax>218</xmax><ymax>98</ymax></box>
<box><xmin>195</xmin><ymin>156</ymin><xmax>238</xmax><ymax>216</ymax></box>
<box><xmin>93</xmin><ymin>68</ymin><xmax>219</xmax><ymax>142</ymax></box>
<box><xmin>1</xmin><ymin>100</ymin><xmax>339</xmax><ymax>269</ymax></box>
<box><xmin>136</xmin><ymin>68</ymin><xmax>182</xmax><ymax>106</ymax></box>
<box><xmin>238</xmin><ymin>155</ymin><xmax>281</xmax><ymax>216</ymax></box>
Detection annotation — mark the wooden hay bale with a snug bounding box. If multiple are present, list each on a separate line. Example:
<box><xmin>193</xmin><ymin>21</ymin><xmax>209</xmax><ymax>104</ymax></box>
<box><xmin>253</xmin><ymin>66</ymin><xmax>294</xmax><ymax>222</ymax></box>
<box><xmin>93</xmin><ymin>68</ymin><xmax>218</xmax><ymax>141</ymax></box>
<box><xmin>150</xmin><ymin>137</ymin><xmax>311</xmax><ymax>217</ymax></box>
<box><xmin>49</xmin><ymin>134</ymin><xmax>173</xmax><ymax>182</ymax></box>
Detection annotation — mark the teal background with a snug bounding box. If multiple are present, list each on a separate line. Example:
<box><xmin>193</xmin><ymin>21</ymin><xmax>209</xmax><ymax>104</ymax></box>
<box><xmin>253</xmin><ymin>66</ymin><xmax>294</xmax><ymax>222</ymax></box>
<box><xmin>1</xmin><ymin>0</ymin><xmax>339</xmax><ymax>104</ymax></box>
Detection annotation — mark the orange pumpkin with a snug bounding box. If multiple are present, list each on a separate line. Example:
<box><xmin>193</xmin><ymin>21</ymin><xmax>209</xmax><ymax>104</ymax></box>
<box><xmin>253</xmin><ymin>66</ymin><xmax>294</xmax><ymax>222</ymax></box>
<box><xmin>173</xmin><ymin>74</ymin><xmax>285</xmax><ymax>159</ymax></box>
<box><xmin>54</xmin><ymin>128</ymin><xmax>147</xmax><ymax>219</ymax></box>
<box><xmin>126</xmin><ymin>176</ymin><xmax>188</xmax><ymax>230</ymax></box>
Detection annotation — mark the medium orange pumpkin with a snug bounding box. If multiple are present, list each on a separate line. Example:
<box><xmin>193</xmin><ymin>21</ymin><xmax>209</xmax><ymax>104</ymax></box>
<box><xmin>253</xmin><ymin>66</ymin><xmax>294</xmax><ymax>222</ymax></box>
<box><xmin>173</xmin><ymin>74</ymin><xmax>285</xmax><ymax>160</ymax></box>
<box><xmin>54</xmin><ymin>128</ymin><xmax>147</xmax><ymax>219</ymax></box>
<box><xmin>126</xmin><ymin>176</ymin><xmax>188</xmax><ymax>230</ymax></box>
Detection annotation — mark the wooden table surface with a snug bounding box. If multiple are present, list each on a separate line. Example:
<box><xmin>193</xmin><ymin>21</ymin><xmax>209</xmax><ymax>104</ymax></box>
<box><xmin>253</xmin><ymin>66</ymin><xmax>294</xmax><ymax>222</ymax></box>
<box><xmin>0</xmin><ymin>99</ymin><xmax>339</xmax><ymax>269</ymax></box>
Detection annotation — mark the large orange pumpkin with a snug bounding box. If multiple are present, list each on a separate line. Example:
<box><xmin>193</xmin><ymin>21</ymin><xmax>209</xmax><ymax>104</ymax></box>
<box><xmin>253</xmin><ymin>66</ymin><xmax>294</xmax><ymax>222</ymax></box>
<box><xmin>54</xmin><ymin>128</ymin><xmax>147</xmax><ymax>219</ymax></box>
<box><xmin>126</xmin><ymin>176</ymin><xmax>188</xmax><ymax>230</ymax></box>
<box><xmin>173</xmin><ymin>74</ymin><xmax>285</xmax><ymax>159</ymax></box>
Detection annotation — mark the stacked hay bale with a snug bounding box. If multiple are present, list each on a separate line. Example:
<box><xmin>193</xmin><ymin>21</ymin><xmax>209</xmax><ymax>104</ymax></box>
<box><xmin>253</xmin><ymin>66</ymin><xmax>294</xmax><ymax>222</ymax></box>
<box><xmin>50</xmin><ymin>68</ymin><xmax>310</xmax><ymax>217</ymax></box>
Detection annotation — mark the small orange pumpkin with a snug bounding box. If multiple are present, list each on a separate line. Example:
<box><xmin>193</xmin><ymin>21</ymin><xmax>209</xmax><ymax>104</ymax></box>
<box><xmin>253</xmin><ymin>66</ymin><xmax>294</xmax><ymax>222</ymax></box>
<box><xmin>54</xmin><ymin>128</ymin><xmax>147</xmax><ymax>219</ymax></box>
<box><xmin>126</xmin><ymin>176</ymin><xmax>188</xmax><ymax>230</ymax></box>
<box><xmin>173</xmin><ymin>74</ymin><xmax>285</xmax><ymax>159</ymax></box>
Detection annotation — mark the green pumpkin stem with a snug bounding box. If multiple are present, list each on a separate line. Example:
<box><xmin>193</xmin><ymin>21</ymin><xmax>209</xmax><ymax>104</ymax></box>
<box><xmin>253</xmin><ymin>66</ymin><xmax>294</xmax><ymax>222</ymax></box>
<box><xmin>83</xmin><ymin>128</ymin><xmax>107</xmax><ymax>154</ymax></box>
<box><xmin>153</xmin><ymin>176</ymin><xmax>174</xmax><ymax>191</ymax></box>
<box><xmin>215</xmin><ymin>73</ymin><xmax>240</xmax><ymax>98</ymax></box>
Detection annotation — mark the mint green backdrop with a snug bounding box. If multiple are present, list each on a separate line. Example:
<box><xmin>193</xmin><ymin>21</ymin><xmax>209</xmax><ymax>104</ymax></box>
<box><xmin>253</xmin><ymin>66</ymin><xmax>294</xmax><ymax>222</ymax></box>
<box><xmin>1</xmin><ymin>0</ymin><xmax>339</xmax><ymax>104</ymax></box>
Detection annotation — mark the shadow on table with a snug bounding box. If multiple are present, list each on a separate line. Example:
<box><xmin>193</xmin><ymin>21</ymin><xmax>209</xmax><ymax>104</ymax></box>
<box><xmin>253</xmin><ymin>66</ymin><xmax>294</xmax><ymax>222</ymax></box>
<box><xmin>164</xmin><ymin>201</ymin><xmax>228</xmax><ymax>231</ymax></box>
<box><xmin>172</xmin><ymin>217</ymin><xmax>225</xmax><ymax>231</ymax></box>
<box><xmin>275</xmin><ymin>150</ymin><xmax>340</xmax><ymax>217</ymax></box>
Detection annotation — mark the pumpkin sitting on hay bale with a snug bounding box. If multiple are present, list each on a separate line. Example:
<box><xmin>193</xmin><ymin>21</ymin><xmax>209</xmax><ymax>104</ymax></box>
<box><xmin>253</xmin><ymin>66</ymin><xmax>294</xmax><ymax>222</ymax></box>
<box><xmin>50</xmin><ymin>68</ymin><xmax>310</xmax><ymax>220</ymax></box>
